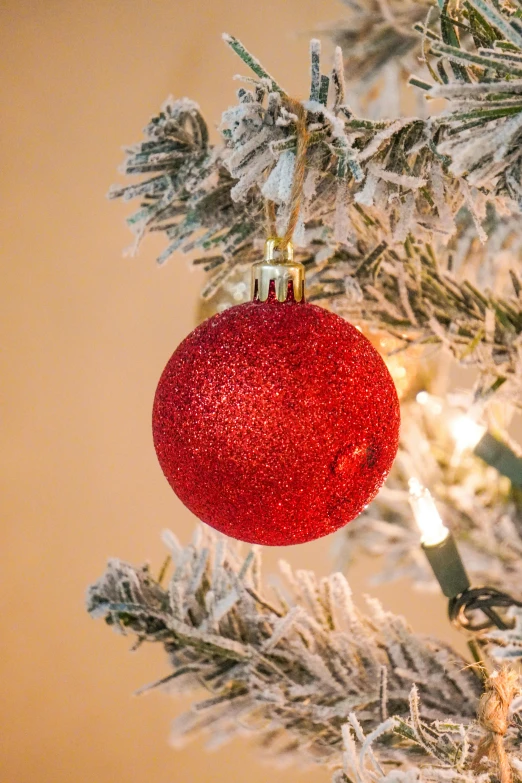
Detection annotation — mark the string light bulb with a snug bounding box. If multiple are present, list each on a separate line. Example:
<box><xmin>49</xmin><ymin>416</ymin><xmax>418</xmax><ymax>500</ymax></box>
<box><xmin>415</xmin><ymin>391</ymin><xmax>522</xmax><ymax>487</ymax></box>
<box><xmin>408</xmin><ymin>478</ymin><xmax>449</xmax><ymax>546</ymax></box>
<box><xmin>408</xmin><ymin>478</ymin><xmax>470</xmax><ymax>599</ymax></box>
<box><xmin>415</xmin><ymin>390</ymin><xmax>442</xmax><ymax>415</ymax></box>
<box><xmin>448</xmin><ymin>415</ymin><xmax>486</xmax><ymax>454</ymax></box>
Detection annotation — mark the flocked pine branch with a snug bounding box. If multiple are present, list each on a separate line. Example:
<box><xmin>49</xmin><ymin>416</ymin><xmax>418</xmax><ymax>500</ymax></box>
<box><xmin>87</xmin><ymin>528</ymin><xmax>522</xmax><ymax>780</ymax></box>
<box><xmin>334</xmin><ymin>673</ymin><xmax>522</xmax><ymax>783</ymax></box>
<box><xmin>330</xmin><ymin>0</ymin><xmax>435</xmax><ymax>116</ymax></box>
<box><xmin>486</xmin><ymin>608</ymin><xmax>522</xmax><ymax>661</ymax></box>
<box><xmin>109</xmin><ymin>3</ymin><xmax>522</xmax><ymax>400</ymax></box>
<box><xmin>303</xmin><ymin>228</ymin><xmax>522</xmax><ymax>393</ymax></box>
<box><xmin>334</xmin><ymin>709</ymin><xmax>477</xmax><ymax>783</ymax></box>
<box><xmin>87</xmin><ymin>527</ymin><xmax>483</xmax><ymax>763</ymax></box>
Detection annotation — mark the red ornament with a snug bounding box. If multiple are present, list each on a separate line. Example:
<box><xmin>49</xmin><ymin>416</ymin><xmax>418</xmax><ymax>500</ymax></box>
<box><xmin>153</xmin><ymin>242</ymin><xmax>400</xmax><ymax>546</ymax></box>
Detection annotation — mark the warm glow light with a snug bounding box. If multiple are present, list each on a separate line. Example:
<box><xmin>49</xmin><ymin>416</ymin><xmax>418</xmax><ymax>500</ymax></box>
<box><xmin>416</xmin><ymin>392</ymin><xmax>487</xmax><ymax>455</ymax></box>
<box><xmin>448</xmin><ymin>415</ymin><xmax>486</xmax><ymax>452</ymax></box>
<box><xmin>408</xmin><ymin>478</ymin><xmax>449</xmax><ymax>547</ymax></box>
<box><xmin>416</xmin><ymin>390</ymin><xmax>443</xmax><ymax>415</ymax></box>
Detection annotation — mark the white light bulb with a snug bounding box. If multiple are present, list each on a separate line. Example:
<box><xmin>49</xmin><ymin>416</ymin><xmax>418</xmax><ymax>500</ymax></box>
<box><xmin>448</xmin><ymin>415</ymin><xmax>486</xmax><ymax>452</ymax></box>
<box><xmin>408</xmin><ymin>478</ymin><xmax>449</xmax><ymax>547</ymax></box>
<box><xmin>416</xmin><ymin>391</ymin><xmax>443</xmax><ymax>415</ymax></box>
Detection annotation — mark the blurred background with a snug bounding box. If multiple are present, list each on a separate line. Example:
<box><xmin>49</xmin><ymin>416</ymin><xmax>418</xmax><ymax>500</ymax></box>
<box><xmin>1</xmin><ymin>2</ymin><xmax>465</xmax><ymax>782</ymax></box>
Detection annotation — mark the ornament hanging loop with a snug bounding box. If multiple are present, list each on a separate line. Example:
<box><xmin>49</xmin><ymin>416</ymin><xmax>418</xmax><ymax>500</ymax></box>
<box><xmin>256</xmin><ymin>99</ymin><xmax>309</xmax><ymax>304</ymax></box>
<box><xmin>264</xmin><ymin>99</ymin><xmax>309</xmax><ymax>245</ymax></box>
<box><xmin>265</xmin><ymin>96</ymin><xmax>310</xmax><ymax>245</ymax></box>
<box><xmin>281</xmin><ymin>98</ymin><xmax>309</xmax><ymax>247</ymax></box>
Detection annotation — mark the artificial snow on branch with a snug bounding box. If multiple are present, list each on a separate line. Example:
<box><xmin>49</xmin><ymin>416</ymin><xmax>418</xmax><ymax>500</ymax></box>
<box><xmin>331</xmin><ymin>0</ymin><xmax>435</xmax><ymax>116</ymax></box>
<box><xmin>487</xmin><ymin>608</ymin><xmax>522</xmax><ymax>661</ymax></box>
<box><xmin>87</xmin><ymin>528</ymin><xmax>522</xmax><ymax>780</ymax></box>
<box><xmin>109</xmin><ymin>3</ymin><xmax>522</xmax><ymax>401</ymax></box>
<box><xmin>304</xmin><ymin>231</ymin><xmax>522</xmax><ymax>393</ymax></box>
<box><xmin>87</xmin><ymin>529</ymin><xmax>475</xmax><ymax>755</ymax></box>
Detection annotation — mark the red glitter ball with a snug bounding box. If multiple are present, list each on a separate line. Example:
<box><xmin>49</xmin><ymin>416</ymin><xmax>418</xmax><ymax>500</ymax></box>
<box><xmin>153</xmin><ymin>298</ymin><xmax>400</xmax><ymax>546</ymax></box>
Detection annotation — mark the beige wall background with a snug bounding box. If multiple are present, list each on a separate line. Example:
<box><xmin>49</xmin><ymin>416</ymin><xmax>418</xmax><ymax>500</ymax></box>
<box><xmin>1</xmin><ymin>3</ymin><xmax>464</xmax><ymax>782</ymax></box>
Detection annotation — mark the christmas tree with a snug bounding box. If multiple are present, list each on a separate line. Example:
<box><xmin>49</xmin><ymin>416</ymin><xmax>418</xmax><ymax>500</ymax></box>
<box><xmin>88</xmin><ymin>2</ymin><xmax>522</xmax><ymax>782</ymax></box>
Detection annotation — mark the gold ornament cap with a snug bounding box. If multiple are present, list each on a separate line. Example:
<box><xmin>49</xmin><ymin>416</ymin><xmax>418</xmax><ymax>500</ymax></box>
<box><xmin>252</xmin><ymin>239</ymin><xmax>305</xmax><ymax>303</ymax></box>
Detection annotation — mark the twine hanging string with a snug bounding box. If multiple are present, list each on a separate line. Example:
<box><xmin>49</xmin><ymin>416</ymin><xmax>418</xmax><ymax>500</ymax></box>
<box><xmin>471</xmin><ymin>668</ymin><xmax>520</xmax><ymax>783</ymax></box>
<box><xmin>266</xmin><ymin>97</ymin><xmax>309</xmax><ymax>248</ymax></box>
<box><xmin>265</xmin><ymin>198</ymin><xmax>277</xmax><ymax>237</ymax></box>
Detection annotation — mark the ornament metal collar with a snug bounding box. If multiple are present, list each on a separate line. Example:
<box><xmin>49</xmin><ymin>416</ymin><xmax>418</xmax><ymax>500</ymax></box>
<box><xmin>252</xmin><ymin>239</ymin><xmax>305</xmax><ymax>303</ymax></box>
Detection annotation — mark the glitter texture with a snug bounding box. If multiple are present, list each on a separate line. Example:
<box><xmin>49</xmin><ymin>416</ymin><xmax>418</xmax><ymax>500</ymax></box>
<box><xmin>153</xmin><ymin>298</ymin><xmax>400</xmax><ymax>546</ymax></box>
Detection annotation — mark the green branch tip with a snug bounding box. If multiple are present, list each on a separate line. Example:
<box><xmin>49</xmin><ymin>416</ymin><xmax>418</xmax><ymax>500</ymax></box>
<box><xmin>222</xmin><ymin>33</ymin><xmax>287</xmax><ymax>96</ymax></box>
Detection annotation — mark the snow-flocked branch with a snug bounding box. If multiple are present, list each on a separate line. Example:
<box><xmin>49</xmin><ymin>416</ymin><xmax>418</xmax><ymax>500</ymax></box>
<box><xmin>109</xmin><ymin>2</ymin><xmax>522</xmax><ymax>400</ymax></box>
<box><xmin>87</xmin><ymin>528</ymin><xmax>522</xmax><ymax>779</ymax></box>
<box><xmin>87</xmin><ymin>528</ymin><xmax>477</xmax><ymax>759</ymax></box>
